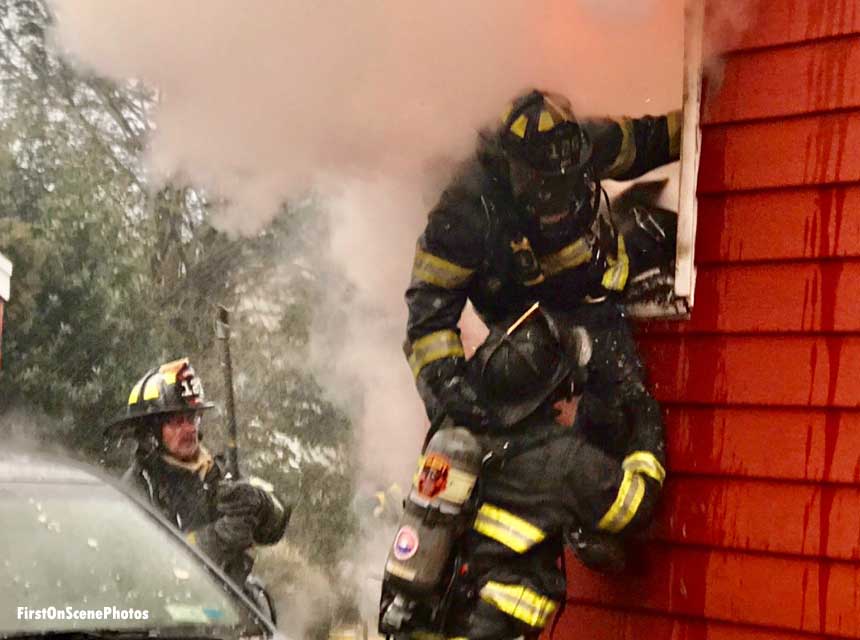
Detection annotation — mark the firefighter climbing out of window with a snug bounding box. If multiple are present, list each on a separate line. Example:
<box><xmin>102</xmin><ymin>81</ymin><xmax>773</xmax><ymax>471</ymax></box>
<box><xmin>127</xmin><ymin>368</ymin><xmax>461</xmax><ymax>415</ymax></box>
<box><xmin>381</xmin><ymin>306</ymin><xmax>666</xmax><ymax>639</ymax></box>
<box><xmin>107</xmin><ymin>358</ymin><xmax>290</xmax><ymax>615</ymax></box>
<box><xmin>404</xmin><ymin>88</ymin><xmax>677</xmax><ymax>565</ymax></box>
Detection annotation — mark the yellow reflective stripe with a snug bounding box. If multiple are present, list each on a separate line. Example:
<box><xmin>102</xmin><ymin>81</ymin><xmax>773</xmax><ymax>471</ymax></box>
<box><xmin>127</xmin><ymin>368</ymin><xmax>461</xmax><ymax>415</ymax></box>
<box><xmin>412</xmin><ymin>248</ymin><xmax>474</xmax><ymax>290</ymax></box>
<box><xmin>539</xmin><ymin>238</ymin><xmax>592</xmax><ymax>277</ymax></box>
<box><xmin>510</xmin><ymin>114</ymin><xmax>528</xmax><ymax>138</ymax></box>
<box><xmin>142</xmin><ymin>377</ymin><xmax>161</xmax><ymax>401</ymax></box>
<box><xmin>602</xmin><ymin>235</ymin><xmax>629</xmax><ymax>291</ymax></box>
<box><xmin>408</xmin><ymin>330</ymin><xmax>465</xmax><ymax>378</ymax></box>
<box><xmin>185</xmin><ymin>531</ymin><xmax>198</xmax><ymax>546</ymax></box>
<box><xmin>667</xmin><ymin>109</ymin><xmax>682</xmax><ymax>160</ymax></box>
<box><xmin>597</xmin><ymin>469</ymin><xmax>646</xmax><ymax>533</ymax></box>
<box><xmin>603</xmin><ymin>117</ymin><xmax>637</xmax><ymax>178</ymax></box>
<box><xmin>479</xmin><ymin>581</ymin><xmax>558</xmax><ymax>628</ymax></box>
<box><xmin>473</xmin><ymin>504</ymin><xmax>546</xmax><ymax>553</ymax></box>
<box><xmin>538</xmin><ymin>109</ymin><xmax>555</xmax><ymax>132</ymax></box>
<box><xmin>128</xmin><ymin>379</ymin><xmax>143</xmax><ymax>405</ymax></box>
<box><xmin>623</xmin><ymin>451</ymin><xmax>666</xmax><ymax>486</ymax></box>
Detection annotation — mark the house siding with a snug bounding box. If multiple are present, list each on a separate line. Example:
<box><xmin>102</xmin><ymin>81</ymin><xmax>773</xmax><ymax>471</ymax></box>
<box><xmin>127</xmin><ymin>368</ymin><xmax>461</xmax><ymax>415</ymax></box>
<box><xmin>552</xmin><ymin>1</ymin><xmax>860</xmax><ymax>638</ymax></box>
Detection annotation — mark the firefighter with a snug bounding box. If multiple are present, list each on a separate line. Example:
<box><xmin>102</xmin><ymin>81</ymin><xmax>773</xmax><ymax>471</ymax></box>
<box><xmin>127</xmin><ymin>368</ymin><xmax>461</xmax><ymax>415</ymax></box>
<box><xmin>404</xmin><ymin>89</ymin><xmax>675</xmax><ymax>561</ymax></box>
<box><xmin>381</xmin><ymin>307</ymin><xmax>665</xmax><ymax>639</ymax></box>
<box><xmin>109</xmin><ymin>358</ymin><xmax>290</xmax><ymax>592</ymax></box>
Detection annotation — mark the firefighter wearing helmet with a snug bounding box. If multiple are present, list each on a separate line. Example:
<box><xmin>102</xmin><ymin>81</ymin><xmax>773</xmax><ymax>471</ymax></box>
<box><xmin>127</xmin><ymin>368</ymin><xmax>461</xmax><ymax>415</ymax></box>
<box><xmin>403</xmin><ymin>89</ymin><xmax>674</xmax><ymax>562</ymax></box>
<box><xmin>109</xmin><ymin>358</ymin><xmax>290</xmax><ymax>596</ymax></box>
<box><xmin>381</xmin><ymin>306</ymin><xmax>665</xmax><ymax>639</ymax></box>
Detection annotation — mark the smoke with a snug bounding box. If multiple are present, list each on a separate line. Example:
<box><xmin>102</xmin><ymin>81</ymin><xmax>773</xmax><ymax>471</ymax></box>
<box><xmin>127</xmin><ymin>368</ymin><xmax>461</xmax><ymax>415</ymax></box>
<box><xmin>48</xmin><ymin>2</ymin><xmax>686</xmax><ymax>617</ymax></box>
<box><xmin>48</xmin><ymin>0</ymin><xmax>685</xmax><ymax>487</ymax></box>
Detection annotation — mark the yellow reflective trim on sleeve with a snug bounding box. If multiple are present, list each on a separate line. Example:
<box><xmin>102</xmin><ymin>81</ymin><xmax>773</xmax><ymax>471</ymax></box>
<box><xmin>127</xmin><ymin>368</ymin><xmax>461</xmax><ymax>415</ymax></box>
<box><xmin>601</xmin><ymin>235</ymin><xmax>629</xmax><ymax>291</ymax></box>
<box><xmin>538</xmin><ymin>109</ymin><xmax>555</xmax><ymax>132</ymax></box>
<box><xmin>479</xmin><ymin>581</ymin><xmax>558</xmax><ymax>628</ymax></box>
<box><xmin>623</xmin><ymin>451</ymin><xmax>666</xmax><ymax>485</ymax></box>
<box><xmin>472</xmin><ymin>503</ymin><xmax>546</xmax><ymax>553</ymax></box>
<box><xmin>408</xmin><ymin>330</ymin><xmax>465</xmax><ymax>378</ymax></box>
<box><xmin>667</xmin><ymin>109</ymin><xmax>682</xmax><ymax>160</ymax></box>
<box><xmin>510</xmin><ymin>114</ymin><xmax>528</xmax><ymax>138</ymax></box>
<box><xmin>142</xmin><ymin>377</ymin><xmax>162</xmax><ymax>401</ymax></box>
<box><xmin>412</xmin><ymin>248</ymin><xmax>474</xmax><ymax>290</ymax></box>
<box><xmin>500</xmin><ymin>103</ymin><xmax>513</xmax><ymax>124</ymax></box>
<box><xmin>539</xmin><ymin>238</ymin><xmax>593</xmax><ymax>277</ymax></box>
<box><xmin>597</xmin><ymin>469</ymin><xmax>646</xmax><ymax>533</ymax></box>
<box><xmin>128</xmin><ymin>380</ymin><xmax>143</xmax><ymax>405</ymax></box>
<box><xmin>603</xmin><ymin>117</ymin><xmax>637</xmax><ymax>178</ymax></box>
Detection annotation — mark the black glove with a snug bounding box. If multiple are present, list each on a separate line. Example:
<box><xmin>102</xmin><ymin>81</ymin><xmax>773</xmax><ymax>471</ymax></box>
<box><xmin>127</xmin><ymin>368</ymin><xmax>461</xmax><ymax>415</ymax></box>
<box><xmin>415</xmin><ymin>358</ymin><xmax>492</xmax><ymax>430</ymax></box>
<box><xmin>194</xmin><ymin>515</ymin><xmax>255</xmax><ymax>561</ymax></box>
<box><xmin>437</xmin><ymin>375</ymin><xmax>491</xmax><ymax>430</ymax></box>
<box><xmin>214</xmin><ymin>515</ymin><xmax>255</xmax><ymax>550</ymax></box>
<box><xmin>217</xmin><ymin>480</ymin><xmax>271</xmax><ymax>523</ymax></box>
<box><xmin>566</xmin><ymin>526</ymin><xmax>626</xmax><ymax>574</ymax></box>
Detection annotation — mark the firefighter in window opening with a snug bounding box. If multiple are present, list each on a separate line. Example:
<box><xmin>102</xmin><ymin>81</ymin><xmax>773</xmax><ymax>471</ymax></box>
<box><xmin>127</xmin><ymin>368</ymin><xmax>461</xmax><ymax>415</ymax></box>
<box><xmin>404</xmin><ymin>88</ymin><xmax>677</xmax><ymax>566</ymax></box>
<box><xmin>107</xmin><ymin>358</ymin><xmax>290</xmax><ymax>616</ymax></box>
<box><xmin>381</xmin><ymin>306</ymin><xmax>665</xmax><ymax>639</ymax></box>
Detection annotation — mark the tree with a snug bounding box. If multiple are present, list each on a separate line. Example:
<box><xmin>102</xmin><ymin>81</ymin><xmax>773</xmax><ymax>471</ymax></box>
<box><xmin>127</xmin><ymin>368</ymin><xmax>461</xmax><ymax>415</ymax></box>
<box><xmin>0</xmin><ymin>0</ymin><xmax>359</xmax><ymax>580</ymax></box>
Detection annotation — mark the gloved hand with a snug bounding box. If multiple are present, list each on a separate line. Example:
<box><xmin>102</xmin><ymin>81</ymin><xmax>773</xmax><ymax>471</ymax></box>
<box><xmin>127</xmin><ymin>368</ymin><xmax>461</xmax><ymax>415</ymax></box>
<box><xmin>217</xmin><ymin>479</ymin><xmax>272</xmax><ymax>523</ymax></box>
<box><xmin>213</xmin><ymin>515</ymin><xmax>255</xmax><ymax>550</ymax></box>
<box><xmin>566</xmin><ymin>526</ymin><xmax>627</xmax><ymax>574</ymax></box>
<box><xmin>437</xmin><ymin>375</ymin><xmax>491</xmax><ymax>430</ymax></box>
<box><xmin>193</xmin><ymin>515</ymin><xmax>255</xmax><ymax>562</ymax></box>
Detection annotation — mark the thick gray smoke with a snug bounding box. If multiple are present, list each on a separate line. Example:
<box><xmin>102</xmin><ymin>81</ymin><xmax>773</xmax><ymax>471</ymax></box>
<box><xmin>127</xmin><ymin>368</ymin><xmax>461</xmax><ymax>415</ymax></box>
<box><xmin>48</xmin><ymin>3</ymin><xmax>687</xmax><ymax>630</ymax></box>
<box><xmin>49</xmin><ymin>0</ymin><xmax>684</xmax><ymax>485</ymax></box>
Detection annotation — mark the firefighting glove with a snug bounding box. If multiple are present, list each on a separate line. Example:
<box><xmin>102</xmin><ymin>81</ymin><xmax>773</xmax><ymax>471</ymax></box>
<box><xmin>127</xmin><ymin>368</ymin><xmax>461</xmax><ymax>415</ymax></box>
<box><xmin>217</xmin><ymin>479</ymin><xmax>271</xmax><ymax>523</ymax></box>
<box><xmin>566</xmin><ymin>526</ymin><xmax>627</xmax><ymax>574</ymax></box>
<box><xmin>437</xmin><ymin>375</ymin><xmax>492</xmax><ymax>431</ymax></box>
<box><xmin>192</xmin><ymin>516</ymin><xmax>255</xmax><ymax>563</ymax></box>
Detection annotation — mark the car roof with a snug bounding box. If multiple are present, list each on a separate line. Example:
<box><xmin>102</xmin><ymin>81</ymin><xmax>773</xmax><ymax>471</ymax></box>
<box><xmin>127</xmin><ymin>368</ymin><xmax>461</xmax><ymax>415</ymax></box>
<box><xmin>0</xmin><ymin>449</ymin><xmax>106</xmax><ymax>484</ymax></box>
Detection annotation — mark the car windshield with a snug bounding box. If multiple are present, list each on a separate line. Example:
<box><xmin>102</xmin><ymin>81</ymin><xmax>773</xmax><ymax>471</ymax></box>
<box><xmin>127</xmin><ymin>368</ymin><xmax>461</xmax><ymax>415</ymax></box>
<box><xmin>0</xmin><ymin>476</ymin><xmax>257</xmax><ymax>637</ymax></box>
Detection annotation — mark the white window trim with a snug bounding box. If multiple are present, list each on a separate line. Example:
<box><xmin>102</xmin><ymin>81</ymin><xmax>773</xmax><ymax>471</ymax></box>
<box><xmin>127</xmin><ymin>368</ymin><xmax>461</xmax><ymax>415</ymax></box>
<box><xmin>0</xmin><ymin>250</ymin><xmax>12</xmax><ymax>302</ymax></box>
<box><xmin>674</xmin><ymin>0</ymin><xmax>705</xmax><ymax>305</ymax></box>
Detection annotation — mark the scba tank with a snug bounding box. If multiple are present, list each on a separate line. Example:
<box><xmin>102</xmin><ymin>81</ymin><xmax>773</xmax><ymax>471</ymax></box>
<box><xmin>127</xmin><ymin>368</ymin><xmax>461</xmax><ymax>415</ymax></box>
<box><xmin>383</xmin><ymin>426</ymin><xmax>483</xmax><ymax>597</ymax></box>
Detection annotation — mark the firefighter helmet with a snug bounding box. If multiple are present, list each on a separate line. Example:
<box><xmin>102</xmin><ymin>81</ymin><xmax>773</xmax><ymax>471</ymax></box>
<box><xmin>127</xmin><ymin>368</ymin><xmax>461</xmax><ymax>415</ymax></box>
<box><xmin>109</xmin><ymin>358</ymin><xmax>215</xmax><ymax>431</ymax></box>
<box><xmin>498</xmin><ymin>89</ymin><xmax>590</xmax><ymax>176</ymax></box>
<box><xmin>470</xmin><ymin>305</ymin><xmax>577</xmax><ymax>427</ymax></box>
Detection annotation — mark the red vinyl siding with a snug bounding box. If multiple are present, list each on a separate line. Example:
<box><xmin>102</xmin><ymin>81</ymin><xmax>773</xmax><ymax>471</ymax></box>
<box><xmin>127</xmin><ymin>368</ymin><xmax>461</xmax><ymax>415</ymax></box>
<box><xmin>553</xmin><ymin>1</ymin><xmax>860</xmax><ymax>638</ymax></box>
<box><xmin>715</xmin><ymin>0</ymin><xmax>860</xmax><ymax>53</ymax></box>
<box><xmin>695</xmin><ymin>186</ymin><xmax>860</xmax><ymax>264</ymax></box>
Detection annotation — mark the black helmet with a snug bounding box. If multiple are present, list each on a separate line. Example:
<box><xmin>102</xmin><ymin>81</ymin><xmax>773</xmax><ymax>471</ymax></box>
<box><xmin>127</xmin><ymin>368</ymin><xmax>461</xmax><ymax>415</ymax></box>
<box><xmin>109</xmin><ymin>358</ymin><xmax>215</xmax><ymax>432</ymax></box>
<box><xmin>497</xmin><ymin>90</ymin><xmax>600</xmax><ymax>233</ymax></box>
<box><xmin>470</xmin><ymin>304</ymin><xmax>586</xmax><ymax>427</ymax></box>
<box><xmin>498</xmin><ymin>89</ymin><xmax>590</xmax><ymax>176</ymax></box>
